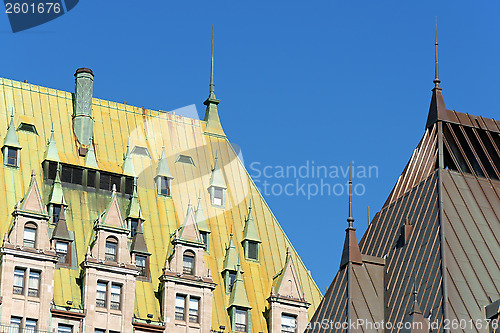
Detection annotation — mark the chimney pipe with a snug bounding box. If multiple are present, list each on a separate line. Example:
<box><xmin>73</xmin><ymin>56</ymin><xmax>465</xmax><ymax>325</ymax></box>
<box><xmin>73</xmin><ymin>68</ymin><xmax>94</xmax><ymax>149</ymax></box>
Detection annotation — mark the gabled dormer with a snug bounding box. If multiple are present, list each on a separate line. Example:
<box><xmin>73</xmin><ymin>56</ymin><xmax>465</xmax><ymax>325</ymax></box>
<box><xmin>195</xmin><ymin>194</ymin><xmax>211</xmax><ymax>251</ymax></box>
<box><xmin>155</xmin><ymin>146</ymin><xmax>173</xmax><ymax>197</ymax></box>
<box><xmin>242</xmin><ymin>202</ymin><xmax>261</xmax><ymax>262</ymax></box>
<box><xmin>47</xmin><ymin>166</ymin><xmax>67</xmax><ymax>225</ymax></box>
<box><xmin>161</xmin><ymin>201</ymin><xmax>216</xmax><ymax>332</ymax></box>
<box><xmin>126</xmin><ymin>183</ymin><xmax>144</xmax><ymax>238</ymax></box>
<box><xmin>268</xmin><ymin>248</ymin><xmax>310</xmax><ymax>333</ymax></box>
<box><xmin>222</xmin><ymin>231</ymin><xmax>239</xmax><ymax>294</ymax></box>
<box><xmin>228</xmin><ymin>264</ymin><xmax>252</xmax><ymax>333</ymax></box>
<box><xmin>208</xmin><ymin>155</ymin><xmax>226</xmax><ymax>208</ymax></box>
<box><xmin>88</xmin><ymin>185</ymin><xmax>131</xmax><ymax>264</ymax></box>
<box><xmin>8</xmin><ymin>171</ymin><xmax>51</xmax><ymax>250</ymax></box>
<box><xmin>3</xmin><ymin>114</ymin><xmax>21</xmax><ymax>168</ymax></box>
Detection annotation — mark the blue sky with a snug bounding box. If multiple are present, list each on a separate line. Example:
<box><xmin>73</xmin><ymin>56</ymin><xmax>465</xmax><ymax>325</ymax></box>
<box><xmin>1</xmin><ymin>1</ymin><xmax>499</xmax><ymax>293</ymax></box>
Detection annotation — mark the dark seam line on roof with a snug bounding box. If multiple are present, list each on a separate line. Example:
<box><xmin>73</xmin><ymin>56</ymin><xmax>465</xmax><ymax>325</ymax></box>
<box><xmin>353</xmin><ymin>266</ymin><xmax>377</xmax><ymax>326</ymax></box>
<box><xmin>471</xmin><ymin>128</ymin><xmax>500</xmax><ymax>179</ymax></box>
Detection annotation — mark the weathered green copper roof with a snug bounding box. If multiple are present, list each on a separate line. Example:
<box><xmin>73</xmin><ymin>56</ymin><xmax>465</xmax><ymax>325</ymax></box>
<box><xmin>122</xmin><ymin>144</ymin><xmax>136</xmax><ymax>177</ymax></box>
<box><xmin>223</xmin><ymin>232</ymin><xmax>239</xmax><ymax>272</ymax></box>
<box><xmin>48</xmin><ymin>167</ymin><xmax>67</xmax><ymax>206</ymax></box>
<box><xmin>156</xmin><ymin>146</ymin><xmax>173</xmax><ymax>179</ymax></box>
<box><xmin>195</xmin><ymin>194</ymin><xmax>210</xmax><ymax>233</ymax></box>
<box><xmin>84</xmin><ymin>138</ymin><xmax>98</xmax><ymax>168</ymax></box>
<box><xmin>52</xmin><ymin>207</ymin><xmax>72</xmax><ymax>241</ymax></box>
<box><xmin>242</xmin><ymin>202</ymin><xmax>261</xmax><ymax>242</ymax></box>
<box><xmin>44</xmin><ymin>129</ymin><xmax>60</xmax><ymax>162</ymax></box>
<box><xmin>228</xmin><ymin>264</ymin><xmax>251</xmax><ymax>309</ymax></box>
<box><xmin>126</xmin><ymin>184</ymin><xmax>143</xmax><ymax>220</ymax></box>
<box><xmin>3</xmin><ymin>114</ymin><xmax>21</xmax><ymax>149</ymax></box>
<box><xmin>131</xmin><ymin>221</ymin><xmax>149</xmax><ymax>255</ymax></box>
<box><xmin>209</xmin><ymin>155</ymin><xmax>226</xmax><ymax>189</ymax></box>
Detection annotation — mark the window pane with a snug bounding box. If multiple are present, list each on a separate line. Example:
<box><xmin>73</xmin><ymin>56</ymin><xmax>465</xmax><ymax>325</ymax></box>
<box><xmin>248</xmin><ymin>241</ymin><xmax>258</xmax><ymax>260</ymax></box>
<box><xmin>160</xmin><ymin>177</ymin><xmax>170</xmax><ymax>196</ymax></box>
<box><xmin>53</xmin><ymin>205</ymin><xmax>62</xmax><ymax>224</ymax></box>
<box><xmin>10</xmin><ymin>317</ymin><xmax>21</xmax><ymax>333</ymax></box>
<box><xmin>28</xmin><ymin>271</ymin><xmax>40</xmax><ymax>297</ymax></box>
<box><xmin>94</xmin><ymin>329</ymin><xmax>105</xmax><ymax>333</ymax></box>
<box><xmin>13</xmin><ymin>268</ymin><xmax>24</xmax><ymax>294</ymax></box>
<box><xmin>136</xmin><ymin>255</ymin><xmax>146</xmax><ymax>276</ymax></box>
<box><xmin>105</xmin><ymin>240</ymin><xmax>117</xmax><ymax>261</ymax></box>
<box><xmin>23</xmin><ymin>227</ymin><xmax>36</xmax><ymax>248</ymax></box>
<box><xmin>281</xmin><ymin>314</ymin><xmax>297</xmax><ymax>333</ymax></box>
<box><xmin>235</xmin><ymin>309</ymin><xmax>247</xmax><ymax>332</ymax></box>
<box><xmin>110</xmin><ymin>284</ymin><xmax>121</xmax><ymax>310</ymax></box>
<box><xmin>56</xmin><ymin>241</ymin><xmax>69</xmax><ymax>264</ymax></box>
<box><xmin>7</xmin><ymin>148</ymin><xmax>17</xmax><ymax>166</ymax></box>
<box><xmin>130</xmin><ymin>219</ymin><xmax>139</xmax><ymax>237</ymax></box>
<box><xmin>96</xmin><ymin>282</ymin><xmax>106</xmax><ymax>307</ymax></box>
<box><xmin>25</xmin><ymin>319</ymin><xmax>37</xmax><ymax>333</ymax></box>
<box><xmin>87</xmin><ymin>170</ymin><xmax>96</xmax><ymax>187</ymax></box>
<box><xmin>175</xmin><ymin>295</ymin><xmax>185</xmax><ymax>320</ymax></box>
<box><xmin>183</xmin><ymin>253</ymin><xmax>194</xmax><ymax>274</ymax></box>
<box><xmin>189</xmin><ymin>298</ymin><xmax>199</xmax><ymax>323</ymax></box>
<box><xmin>58</xmin><ymin>324</ymin><xmax>73</xmax><ymax>333</ymax></box>
<box><xmin>229</xmin><ymin>272</ymin><xmax>236</xmax><ymax>292</ymax></box>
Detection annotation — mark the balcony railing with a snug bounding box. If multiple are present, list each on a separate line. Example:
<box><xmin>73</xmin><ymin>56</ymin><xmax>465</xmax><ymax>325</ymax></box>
<box><xmin>0</xmin><ymin>324</ymin><xmax>49</xmax><ymax>333</ymax></box>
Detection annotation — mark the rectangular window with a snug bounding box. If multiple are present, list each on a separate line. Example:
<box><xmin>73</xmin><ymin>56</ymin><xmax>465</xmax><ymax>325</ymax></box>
<box><xmin>56</xmin><ymin>241</ymin><xmax>69</xmax><ymax>264</ymax></box>
<box><xmin>281</xmin><ymin>314</ymin><xmax>297</xmax><ymax>333</ymax></box>
<box><xmin>48</xmin><ymin>161</ymin><xmax>58</xmax><ymax>180</ymax></box>
<box><xmin>105</xmin><ymin>240</ymin><xmax>117</xmax><ymax>261</ymax></box>
<box><xmin>96</xmin><ymin>282</ymin><xmax>107</xmax><ymax>308</ymax></box>
<box><xmin>235</xmin><ymin>308</ymin><xmax>248</xmax><ymax>332</ymax></box>
<box><xmin>94</xmin><ymin>329</ymin><xmax>105</xmax><ymax>333</ymax></box>
<box><xmin>130</xmin><ymin>218</ymin><xmax>139</xmax><ymax>238</ymax></box>
<box><xmin>110</xmin><ymin>175</ymin><xmax>121</xmax><ymax>192</ymax></box>
<box><xmin>13</xmin><ymin>268</ymin><xmax>25</xmax><ymax>295</ymax></box>
<box><xmin>189</xmin><ymin>297</ymin><xmax>200</xmax><ymax>323</ymax></box>
<box><xmin>58</xmin><ymin>324</ymin><xmax>73</xmax><ymax>333</ymax></box>
<box><xmin>25</xmin><ymin>319</ymin><xmax>37</xmax><ymax>333</ymax></box>
<box><xmin>10</xmin><ymin>316</ymin><xmax>21</xmax><ymax>333</ymax></box>
<box><xmin>125</xmin><ymin>177</ymin><xmax>134</xmax><ymax>195</ymax></box>
<box><xmin>53</xmin><ymin>204</ymin><xmax>62</xmax><ymax>224</ymax></box>
<box><xmin>87</xmin><ymin>170</ymin><xmax>96</xmax><ymax>187</ymax></box>
<box><xmin>99</xmin><ymin>173</ymin><xmax>111</xmax><ymax>190</ymax></box>
<box><xmin>175</xmin><ymin>295</ymin><xmax>186</xmax><ymax>321</ymax></box>
<box><xmin>28</xmin><ymin>270</ymin><xmax>40</xmax><ymax>297</ymax></box>
<box><xmin>183</xmin><ymin>253</ymin><xmax>194</xmax><ymax>275</ymax></box>
<box><xmin>23</xmin><ymin>227</ymin><xmax>36</xmax><ymax>248</ymax></box>
<box><xmin>229</xmin><ymin>271</ymin><xmax>236</xmax><ymax>292</ymax></box>
<box><xmin>6</xmin><ymin>147</ymin><xmax>18</xmax><ymax>167</ymax></box>
<box><xmin>201</xmin><ymin>231</ymin><xmax>208</xmax><ymax>251</ymax></box>
<box><xmin>135</xmin><ymin>255</ymin><xmax>147</xmax><ymax>277</ymax></box>
<box><xmin>61</xmin><ymin>165</ymin><xmax>72</xmax><ymax>183</ymax></box>
<box><xmin>110</xmin><ymin>284</ymin><xmax>121</xmax><ymax>310</ymax></box>
<box><xmin>160</xmin><ymin>177</ymin><xmax>170</xmax><ymax>196</ymax></box>
<box><xmin>247</xmin><ymin>241</ymin><xmax>259</xmax><ymax>260</ymax></box>
<box><xmin>213</xmin><ymin>188</ymin><xmax>223</xmax><ymax>206</ymax></box>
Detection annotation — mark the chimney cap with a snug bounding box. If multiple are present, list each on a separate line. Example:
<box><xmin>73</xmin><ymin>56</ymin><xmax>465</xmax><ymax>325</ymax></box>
<box><xmin>75</xmin><ymin>67</ymin><xmax>94</xmax><ymax>76</ymax></box>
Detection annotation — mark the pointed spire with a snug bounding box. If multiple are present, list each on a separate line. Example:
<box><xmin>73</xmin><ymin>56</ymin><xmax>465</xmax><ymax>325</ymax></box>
<box><xmin>3</xmin><ymin>113</ymin><xmax>21</xmax><ymax>149</ymax></box>
<box><xmin>242</xmin><ymin>200</ymin><xmax>260</xmax><ymax>242</ymax></box>
<box><xmin>410</xmin><ymin>289</ymin><xmax>423</xmax><ymax>315</ymax></box>
<box><xmin>44</xmin><ymin>129</ymin><xmax>60</xmax><ymax>162</ymax></box>
<box><xmin>340</xmin><ymin>163</ymin><xmax>362</xmax><ymax>267</ymax></box>
<box><xmin>426</xmin><ymin>19</ymin><xmax>449</xmax><ymax>129</ymax></box>
<box><xmin>131</xmin><ymin>220</ymin><xmax>149</xmax><ymax>254</ymax></box>
<box><xmin>156</xmin><ymin>146</ymin><xmax>173</xmax><ymax>179</ymax></box>
<box><xmin>178</xmin><ymin>199</ymin><xmax>203</xmax><ymax>243</ymax></box>
<box><xmin>403</xmin><ymin>288</ymin><xmax>429</xmax><ymax>333</ymax></box>
<box><xmin>122</xmin><ymin>144</ymin><xmax>136</xmax><ymax>177</ymax></box>
<box><xmin>195</xmin><ymin>192</ymin><xmax>210</xmax><ymax>233</ymax></box>
<box><xmin>209</xmin><ymin>154</ymin><xmax>227</xmax><ymax>189</ymax></box>
<box><xmin>272</xmin><ymin>248</ymin><xmax>307</xmax><ymax>301</ymax></box>
<box><xmin>126</xmin><ymin>182</ymin><xmax>143</xmax><ymax>220</ymax></box>
<box><xmin>52</xmin><ymin>206</ymin><xmax>72</xmax><ymax>241</ymax></box>
<box><xmin>85</xmin><ymin>138</ymin><xmax>98</xmax><ymax>168</ymax></box>
<box><xmin>99</xmin><ymin>186</ymin><xmax>126</xmax><ymax>229</ymax></box>
<box><xmin>48</xmin><ymin>166</ymin><xmax>67</xmax><ymax>206</ymax></box>
<box><xmin>223</xmin><ymin>231</ymin><xmax>239</xmax><ymax>272</ymax></box>
<box><xmin>19</xmin><ymin>171</ymin><xmax>46</xmax><ymax>214</ymax></box>
<box><xmin>228</xmin><ymin>263</ymin><xmax>251</xmax><ymax>309</ymax></box>
<box><xmin>433</xmin><ymin>18</ymin><xmax>440</xmax><ymax>89</ymax></box>
<box><xmin>203</xmin><ymin>26</ymin><xmax>225</xmax><ymax>137</ymax></box>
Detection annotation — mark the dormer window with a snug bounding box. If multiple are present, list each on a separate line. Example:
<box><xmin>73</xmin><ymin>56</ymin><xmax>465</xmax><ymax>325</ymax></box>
<box><xmin>200</xmin><ymin>231</ymin><xmax>209</xmax><ymax>251</ymax></box>
<box><xmin>159</xmin><ymin>176</ymin><xmax>171</xmax><ymax>196</ymax></box>
<box><xmin>52</xmin><ymin>204</ymin><xmax>62</xmax><ymax>224</ymax></box>
<box><xmin>5</xmin><ymin>147</ymin><xmax>19</xmax><ymax>167</ymax></box>
<box><xmin>129</xmin><ymin>218</ymin><xmax>140</xmax><ymax>238</ymax></box>
<box><xmin>182</xmin><ymin>251</ymin><xmax>195</xmax><ymax>275</ymax></box>
<box><xmin>105</xmin><ymin>237</ymin><xmax>118</xmax><ymax>261</ymax></box>
<box><xmin>56</xmin><ymin>241</ymin><xmax>70</xmax><ymax>265</ymax></box>
<box><xmin>135</xmin><ymin>254</ymin><xmax>149</xmax><ymax>278</ymax></box>
<box><xmin>213</xmin><ymin>188</ymin><xmax>223</xmax><ymax>206</ymax></box>
<box><xmin>23</xmin><ymin>223</ymin><xmax>37</xmax><ymax>248</ymax></box>
<box><xmin>281</xmin><ymin>314</ymin><xmax>297</xmax><ymax>333</ymax></box>
<box><xmin>234</xmin><ymin>308</ymin><xmax>248</xmax><ymax>332</ymax></box>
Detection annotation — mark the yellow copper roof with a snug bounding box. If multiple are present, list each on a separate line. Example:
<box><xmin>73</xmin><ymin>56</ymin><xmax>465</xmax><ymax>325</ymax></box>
<box><xmin>0</xmin><ymin>77</ymin><xmax>322</xmax><ymax>331</ymax></box>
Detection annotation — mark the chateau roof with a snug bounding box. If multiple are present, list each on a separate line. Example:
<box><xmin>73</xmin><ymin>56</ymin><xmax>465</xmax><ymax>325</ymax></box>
<box><xmin>0</xmin><ymin>76</ymin><xmax>322</xmax><ymax>329</ymax></box>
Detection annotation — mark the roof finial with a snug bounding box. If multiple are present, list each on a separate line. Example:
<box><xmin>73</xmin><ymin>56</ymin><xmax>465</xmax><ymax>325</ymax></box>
<box><xmin>433</xmin><ymin>17</ymin><xmax>441</xmax><ymax>89</ymax></box>
<box><xmin>347</xmin><ymin>162</ymin><xmax>354</xmax><ymax>228</ymax></box>
<box><xmin>209</xmin><ymin>24</ymin><xmax>216</xmax><ymax>99</ymax></box>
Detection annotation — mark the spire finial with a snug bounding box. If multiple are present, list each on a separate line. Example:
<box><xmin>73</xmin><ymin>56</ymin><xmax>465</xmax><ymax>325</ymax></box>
<box><xmin>433</xmin><ymin>18</ymin><xmax>441</xmax><ymax>89</ymax></box>
<box><xmin>209</xmin><ymin>24</ymin><xmax>216</xmax><ymax>99</ymax></box>
<box><xmin>347</xmin><ymin>162</ymin><xmax>354</xmax><ymax>228</ymax></box>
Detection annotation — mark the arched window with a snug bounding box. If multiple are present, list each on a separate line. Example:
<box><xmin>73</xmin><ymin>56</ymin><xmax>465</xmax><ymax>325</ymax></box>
<box><xmin>105</xmin><ymin>237</ymin><xmax>118</xmax><ymax>262</ymax></box>
<box><xmin>23</xmin><ymin>222</ymin><xmax>37</xmax><ymax>248</ymax></box>
<box><xmin>182</xmin><ymin>251</ymin><xmax>195</xmax><ymax>275</ymax></box>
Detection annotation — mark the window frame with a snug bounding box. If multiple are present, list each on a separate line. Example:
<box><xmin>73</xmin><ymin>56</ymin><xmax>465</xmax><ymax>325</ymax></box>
<box><xmin>182</xmin><ymin>251</ymin><xmax>195</xmax><ymax>275</ymax></box>
<box><xmin>189</xmin><ymin>297</ymin><xmax>200</xmax><ymax>323</ymax></box>
<box><xmin>52</xmin><ymin>204</ymin><xmax>62</xmax><ymax>224</ymax></box>
<box><xmin>135</xmin><ymin>254</ymin><xmax>149</xmax><ymax>278</ymax></box>
<box><xmin>175</xmin><ymin>294</ymin><xmax>186</xmax><ymax>321</ymax></box>
<box><xmin>110</xmin><ymin>283</ymin><xmax>122</xmax><ymax>310</ymax></box>
<box><xmin>13</xmin><ymin>267</ymin><xmax>25</xmax><ymax>295</ymax></box>
<box><xmin>212</xmin><ymin>187</ymin><xmax>224</xmax><ymax>206</ymax></box>
<box><xmin>58</xmin><ymin>324</ymin><xmax>73</xmax><ymax>333</ymax></box>
<box><xmin>25</xmin><ymin>318</ymin><xmax>37</xmax><ymax>333</ymax></box>
<box><xmin>234</xmin><ymin>308</ymin><xmax>248</xmax><ymax>332</ymax></box>
<box><xmin>281</xmin><ymin>313</ymin><xmax>297</xmax><ymax>333</ymax></box>
<box><xmin>245</xmin><ymin>240</ymin><xmax>260</xmax><ymax>261</ymax></box>
<box><xmin>56</xmin><ymin>241</ymin><xmax>70</xmax><ymax>265</ymax></box>
<box><xmin>159</xmin><ymin>176</ymin><xmax>171</xmax><ymax>196</ymax></box>
<box><xmin>28</xmin><ymin>270</ymin><xmax>41</xmax><ymax>297</ymax></box>
<box><xmin>5</xmin><ymin>147</ymin><xmax>19</xmax><ymax>167</ymax></box>
<box><xmin>96</xmin><ymin>281</ymin><xmax>107</xmax><ymax>308</ymax></box>
<box><xmin>105</xmin><ymin>237</ymin><xmax>118</xmax><ymax>262</ymax></box>
<box><xmin>23</xmin><ymin>222</ymin><xmax>37</xmax><ymax>248</ymax></box>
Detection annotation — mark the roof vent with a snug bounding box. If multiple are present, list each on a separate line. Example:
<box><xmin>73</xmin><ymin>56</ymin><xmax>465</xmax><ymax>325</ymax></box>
<box><xmin>17</xmin><ymin>123</ymin><xmax>38</xmax><ymax>135</ymax></box>
<box><xmin>176</xmin><ymin>154</ymin><xmax>195</xmax><ymax>166</ymax></box>
<box><xmin>132</xmin><ymin>146</ymin><xmax>150</xmax><ymax>157</ymax></box>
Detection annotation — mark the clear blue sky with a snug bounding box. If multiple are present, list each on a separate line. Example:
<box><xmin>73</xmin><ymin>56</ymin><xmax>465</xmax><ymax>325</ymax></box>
<box><xmin>1</xmin><ymin>1</ymin><xmax>499</xmax><ymax>293</ymax></box>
